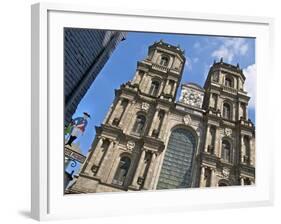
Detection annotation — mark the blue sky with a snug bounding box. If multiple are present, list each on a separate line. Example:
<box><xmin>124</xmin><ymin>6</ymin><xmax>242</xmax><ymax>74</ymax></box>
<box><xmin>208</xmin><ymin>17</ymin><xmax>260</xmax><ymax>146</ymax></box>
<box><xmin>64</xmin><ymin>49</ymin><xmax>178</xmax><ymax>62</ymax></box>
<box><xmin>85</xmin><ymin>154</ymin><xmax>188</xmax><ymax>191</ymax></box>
<box><xmin>66</xmin><ymin>31</ymin><xmax>255</xmax><ymax>173</ymax></box>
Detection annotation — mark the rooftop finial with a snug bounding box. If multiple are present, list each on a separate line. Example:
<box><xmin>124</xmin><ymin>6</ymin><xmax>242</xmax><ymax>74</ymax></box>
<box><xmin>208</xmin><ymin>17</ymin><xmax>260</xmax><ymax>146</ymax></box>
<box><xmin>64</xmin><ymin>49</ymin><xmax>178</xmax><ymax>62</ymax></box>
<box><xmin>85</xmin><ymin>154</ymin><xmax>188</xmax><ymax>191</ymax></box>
<box><xmin>237</xmin><ymin>63</ymin><xmax>240</xmax><ymax>68</ymax></box>
<box><xmin>220</xmin><ymin>57</ymin><xmax>223</xmax><ymax>63</ymax></box>
<box><xmin>213</xmin><ymin>59</ymin><xmax>216</xmax><ymax>65</ymax></box>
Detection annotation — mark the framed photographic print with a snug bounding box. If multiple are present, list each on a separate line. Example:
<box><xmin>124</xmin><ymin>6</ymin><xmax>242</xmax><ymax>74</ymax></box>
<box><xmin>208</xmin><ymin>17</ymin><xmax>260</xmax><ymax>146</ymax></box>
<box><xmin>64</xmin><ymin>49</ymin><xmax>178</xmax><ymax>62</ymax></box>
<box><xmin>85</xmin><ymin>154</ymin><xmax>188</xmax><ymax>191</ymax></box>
<box><xmin>31</xmin><ymin>2</ymin><xmax>274</xmax><ymax>221</ymax></box>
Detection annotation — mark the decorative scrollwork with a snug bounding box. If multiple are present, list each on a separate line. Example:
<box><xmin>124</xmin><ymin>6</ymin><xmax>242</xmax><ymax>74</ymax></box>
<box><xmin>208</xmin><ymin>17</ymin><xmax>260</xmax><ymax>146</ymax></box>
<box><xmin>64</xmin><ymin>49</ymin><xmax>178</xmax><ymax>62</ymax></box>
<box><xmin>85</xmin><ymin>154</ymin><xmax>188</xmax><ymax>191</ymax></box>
<box><xmin>69</xmin><ymin>159</ymin><xmax>77</xmax><ymax>168</ymax></box>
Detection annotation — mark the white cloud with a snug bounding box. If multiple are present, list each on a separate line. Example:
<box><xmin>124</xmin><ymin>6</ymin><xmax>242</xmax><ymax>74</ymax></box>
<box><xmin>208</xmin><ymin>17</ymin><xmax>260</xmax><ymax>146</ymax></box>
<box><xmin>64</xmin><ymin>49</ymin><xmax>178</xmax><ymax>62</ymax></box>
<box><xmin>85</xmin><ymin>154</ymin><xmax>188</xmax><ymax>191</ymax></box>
<box><xmin>193</xmin><ymin>42</ymin><xmax>201</xmax><ymax>49</ymax></box>
<box><xmin>211</xmin><ymin>38</ymin><xmax>249</xmax><ymax>63</ymax></box>
<box><xmin>185</xmin><ymin>56</ymin><xmax>192</xmax><ymax>71</ymax></box>
<box><xmin>243</xmin><ymin>64</ymin><xmax>256</xmax><ymax>109</ymax></box>
<box><xmin>193</xmin><ymin>57</ymin><xmax>199</xmax><ymax>63</ymax></box>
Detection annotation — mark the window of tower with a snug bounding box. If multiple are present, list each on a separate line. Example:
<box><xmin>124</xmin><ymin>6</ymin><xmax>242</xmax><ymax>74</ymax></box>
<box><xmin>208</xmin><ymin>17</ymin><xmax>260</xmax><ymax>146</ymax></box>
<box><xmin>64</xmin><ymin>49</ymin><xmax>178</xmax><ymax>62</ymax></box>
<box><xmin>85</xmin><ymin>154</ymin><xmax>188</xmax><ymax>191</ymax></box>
<box><xmin>225</xmin><ymin>76</ymin><xmax>233</xmax><ymax>87</ymax></box>
<box><xmin>112</xmin><ymin>156</ymin><xmax>131</xmax><ymax>186</ymax></box>
<box><xmin>132</xmin><ymin>114</ymin><xmax>146</xmax><ymax>135</ymax></box>
<box><xmin>223</xmin><ymin>103</ymin><xmax>231</xmax><ymax>120</ymax></box>
<box><xmin>149</xmin><ymin>80</ymin><xmax>160</xmax><ymax>96</ymax></box>
<box><xmin>160</xmin><ymin>56</ymin><xmax>169</xmax><ymax>66</ymax></box>
<box><xmin>221</xmin><ymin>140</ymin><xmax>231</xmax><ymax>162</ymax></box>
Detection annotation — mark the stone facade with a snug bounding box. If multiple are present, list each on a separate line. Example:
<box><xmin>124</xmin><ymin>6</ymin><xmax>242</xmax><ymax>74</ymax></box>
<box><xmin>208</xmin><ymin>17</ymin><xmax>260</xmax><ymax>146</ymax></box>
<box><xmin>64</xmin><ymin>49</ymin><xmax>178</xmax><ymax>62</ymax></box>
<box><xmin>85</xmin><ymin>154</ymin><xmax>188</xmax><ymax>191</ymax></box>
<box><xmin>67</xmin><ymin>40</ymin><xmax>255</xmax><ymax>194</ymax></box>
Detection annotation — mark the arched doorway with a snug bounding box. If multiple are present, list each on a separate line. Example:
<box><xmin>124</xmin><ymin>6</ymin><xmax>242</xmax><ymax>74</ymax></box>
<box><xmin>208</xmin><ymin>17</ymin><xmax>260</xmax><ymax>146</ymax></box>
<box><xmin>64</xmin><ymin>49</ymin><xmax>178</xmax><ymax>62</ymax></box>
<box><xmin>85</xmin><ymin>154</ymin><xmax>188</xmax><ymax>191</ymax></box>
<box><xmin>157</xmin><ymin>128</ymin><xmax>197</xmax><ymax>189</ymax></box>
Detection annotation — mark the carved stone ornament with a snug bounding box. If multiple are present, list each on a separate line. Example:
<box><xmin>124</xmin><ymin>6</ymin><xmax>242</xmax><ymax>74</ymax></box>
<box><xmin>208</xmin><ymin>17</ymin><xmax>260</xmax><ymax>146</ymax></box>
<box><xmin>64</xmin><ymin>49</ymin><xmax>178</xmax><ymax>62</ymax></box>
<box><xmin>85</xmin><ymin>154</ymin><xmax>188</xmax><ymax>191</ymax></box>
<box><xmin>180</xmin><ymin>89</ymin><xmax>204</xmax><ymax>108</ymax></box>
<box><xmin>183</xmin><ymin>114</ymin><xmax>191</xmax><ymax>125</ymax></box>
<box><xmin>126</xmin><ymin>140</ymin><xmax>135</xmax><ymax>150</ymax></box>
<box><xmin>224</xmin><ymin>128</ymin><xmax>232</xmax><ymax>137</ymax></box>
<box><xmin>141</xmin><ymin>102</ymin><xmax>150</xmax><ymax>112</ymax></box>
<box><xmin>222</xmin><ymin>167</ymin><xmax>230</xmax><ymax>178</ymax></box>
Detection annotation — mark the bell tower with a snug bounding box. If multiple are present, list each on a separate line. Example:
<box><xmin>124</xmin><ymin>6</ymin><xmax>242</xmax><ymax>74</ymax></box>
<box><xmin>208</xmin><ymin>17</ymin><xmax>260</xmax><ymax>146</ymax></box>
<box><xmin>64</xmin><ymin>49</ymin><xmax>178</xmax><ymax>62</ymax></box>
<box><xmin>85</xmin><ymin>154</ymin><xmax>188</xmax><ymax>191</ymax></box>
<box><xmin>200</xmin><ymin>58</ymin><xmax>255</xmax><ymax>187</ymax></box>
<box><xmin>131</xmin><ymin>40</ymin><xmax>185</xmax><ymax>101</ymax></box>
<box><xmin>68</xmin><ymin>40</ymin><xmax>186</xmax><ymax>193</ymax></box>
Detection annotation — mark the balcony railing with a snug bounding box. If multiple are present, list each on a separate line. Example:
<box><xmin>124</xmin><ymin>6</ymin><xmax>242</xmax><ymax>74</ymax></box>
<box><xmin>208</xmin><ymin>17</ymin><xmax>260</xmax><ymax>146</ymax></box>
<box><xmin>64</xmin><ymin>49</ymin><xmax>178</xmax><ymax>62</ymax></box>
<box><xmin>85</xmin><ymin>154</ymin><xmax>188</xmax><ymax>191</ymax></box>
<box><xmin>222</xmin><ymin>85</ymin><xmax>237</xmax><ymax>94</ymax></box>
<box><xmin>152</xmin><ymin>63</ymin><xmax>168</xmax><ymax>72</ymax></box>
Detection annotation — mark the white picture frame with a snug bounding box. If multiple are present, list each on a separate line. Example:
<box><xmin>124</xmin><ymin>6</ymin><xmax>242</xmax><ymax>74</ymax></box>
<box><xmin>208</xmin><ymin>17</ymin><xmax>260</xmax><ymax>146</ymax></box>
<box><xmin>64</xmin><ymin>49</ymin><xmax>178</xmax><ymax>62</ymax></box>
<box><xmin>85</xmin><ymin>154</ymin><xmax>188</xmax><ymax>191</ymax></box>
<box><xmin>31</xmin><ymin>2</ymin><xmax>274</xmax><ymax>221</ymax></box>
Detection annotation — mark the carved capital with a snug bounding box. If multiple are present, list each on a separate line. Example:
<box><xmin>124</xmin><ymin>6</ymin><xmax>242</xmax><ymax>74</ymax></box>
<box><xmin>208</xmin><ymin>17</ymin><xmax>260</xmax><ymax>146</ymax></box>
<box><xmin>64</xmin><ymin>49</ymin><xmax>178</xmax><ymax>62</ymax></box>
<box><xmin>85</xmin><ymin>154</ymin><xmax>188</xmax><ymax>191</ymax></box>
<box><xmin>183</xmin><ymin>114</ymin><xmax>191</xmax><ymax>125</ymax></box>
<box><xmin>126</xmin><ymin>140</ymin><xmax>135</xmax><ymax>151</ymax></box>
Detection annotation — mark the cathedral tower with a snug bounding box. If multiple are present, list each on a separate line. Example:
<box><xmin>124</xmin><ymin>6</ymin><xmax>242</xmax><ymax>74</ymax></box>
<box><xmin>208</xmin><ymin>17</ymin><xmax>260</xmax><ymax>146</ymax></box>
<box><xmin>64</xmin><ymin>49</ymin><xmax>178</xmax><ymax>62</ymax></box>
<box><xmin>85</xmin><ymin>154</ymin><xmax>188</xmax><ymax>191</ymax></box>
<box><xmin>200</xmin><ymin>58</ymin><xmax>255</xmax><ymax>187</ymax></box>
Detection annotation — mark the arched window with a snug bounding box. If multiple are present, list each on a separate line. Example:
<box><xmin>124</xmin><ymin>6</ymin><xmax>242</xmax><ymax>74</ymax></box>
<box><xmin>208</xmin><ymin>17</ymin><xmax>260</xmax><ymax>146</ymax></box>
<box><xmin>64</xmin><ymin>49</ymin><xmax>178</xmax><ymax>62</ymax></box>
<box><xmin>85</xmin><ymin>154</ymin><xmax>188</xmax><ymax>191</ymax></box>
<box><xmin>112</xmin><ymin>156</ymin><xmax>131</xmax><ymax>186</ymax></box>
<box><xmin>225</xmin><ymin>76</ymin><xmax>233</xmax><ymax>87</ymax></box>
<box><xmin>223</xmin><ymin>103</ymin><xmax>231</xmax><ymax>120</ymax></box>
<box><xmin>157</xmin><ymin>128</ymin><xmax>197</xmax><ymax>189</ymax></box>
<box><xmin>149</xmin><ymin>80</ymin><xmax>160</xmax><ymax>96</ymax></box>
<box><xmin>132</xmin><ymin>114</ymin><xmax>146</xmax><ymax>134</ymax></box>
<box><xmin>160</xmin><ymin>56</ymin><xmax>169</xmax><ymax>66</ymax></box>
<box><xmin>221</xmin><ymin>140</ymin><xmax>231</xmax><ymax>162</ymax></box>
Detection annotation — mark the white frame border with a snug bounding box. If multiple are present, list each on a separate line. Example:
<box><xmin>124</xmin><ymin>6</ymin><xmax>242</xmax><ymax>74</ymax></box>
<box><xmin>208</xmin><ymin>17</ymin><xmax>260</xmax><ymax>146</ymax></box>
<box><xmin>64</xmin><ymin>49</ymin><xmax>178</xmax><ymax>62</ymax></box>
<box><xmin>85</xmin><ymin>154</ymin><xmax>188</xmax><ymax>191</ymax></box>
<box><xmin>31</xmin><ymin>2</ymin><xmax>275</xmax><ymax>221</ymax></box>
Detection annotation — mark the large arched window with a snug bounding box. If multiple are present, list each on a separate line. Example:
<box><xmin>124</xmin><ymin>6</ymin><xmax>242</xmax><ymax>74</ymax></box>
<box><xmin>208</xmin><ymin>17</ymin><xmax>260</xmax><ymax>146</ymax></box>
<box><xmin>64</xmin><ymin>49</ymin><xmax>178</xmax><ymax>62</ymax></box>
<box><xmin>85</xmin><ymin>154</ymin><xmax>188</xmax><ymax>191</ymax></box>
<box><xmin>223</xmin><ymin>103</ymin><xmax>231</xmax><ymax>120</ymax></box>
<box><xmin>160</xmin><ymin>56</ymin><xmax>169</xmax><ymax>66</ymax></box>
<box><xmin>112</xmin><ymin>156</ymin><xmax>131</xmax><ymax>186</ymax></box>
<box><xmin>149</xmin><ymin>80</ymin><xmax>160</xmax><ymax>96</ymax></box>
<box><xmin>221</xmin><ymin>140</ymin><xmax>231</xmax><ymax>162</ymax></box>
<box><xmin>132</xmin><ymin>114</ymin><xmax>146</xmax><ymax>134</ymax></box>
<box><xmin>157</xmin><ymin>128</ymin><xmax>197</xmax><ymax>189</ymax></box>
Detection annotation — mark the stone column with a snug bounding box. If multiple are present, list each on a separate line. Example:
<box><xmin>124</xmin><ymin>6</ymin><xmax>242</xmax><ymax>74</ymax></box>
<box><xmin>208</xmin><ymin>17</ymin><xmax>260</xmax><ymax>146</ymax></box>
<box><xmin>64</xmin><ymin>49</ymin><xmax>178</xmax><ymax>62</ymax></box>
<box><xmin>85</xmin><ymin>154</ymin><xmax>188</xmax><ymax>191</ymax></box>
<box><xmin>210</xmin><ymin>93</ymin><xmax>215</xmax><ymax>108</ymax></box>
<box><xmin>96</xmin><ymin>140</ymin><xmax>115</xmax><ymax>181</ymax></box>
<box><xmin>149</xmin><ymin>109</ymin><xmax>159</xmax><ymax>136</ymax></box>
<box><xmin>132</xmin><ymin>70</ymin><xmax>141</xmax><ymax>85</ymax></box>
<box><xmin>200</xmin><ymin>166</ymin><xmax>205</xmax><ymax>187</ymax></box>
<box><xmin>139</xmin><ymin>72</ymin><xmax>146</xmax><ymax>90</ymax></box>
<box><xmin>104</xmin><ymin>97</ymin><xmax>122</xmax><ymax>124</ymax></box>
<box><xmin>91</xmin><ymin>137</ymin><xmax>105</xmax><ymax>165</ymax></box>
<box><xmin>204</xmin><ymin>125</ymin><xmax>210</xmax><ymax>152</ymax></box>
<box><xmin>123</xmin><ymin>101</ymin><xmax>135</xmax><ymax>134</ymax></box>
<box><xmin>249</xmin><ymin>137</ymin><xmax>253</xmax><ymax>166</ymax></box>
<box><xmin>238</xmin><ymin>102</ymin><xmax>242</xmax><ymax>120</ymax></box>
<box><xmin>118</xmin><ymin>100</ymin><xmax>132</xmax><ymax>128</ymax></box>
<box><xmin>245</xmin><ymin>104</ymin><xmax>248</xmax><ymax>120</ymax></box>
<box><xmin>240</xmin><ymin>134</ymin><xmax>244</xmax><ymax>163</ymax></box>
<box><xmin>159</xmin><ymin>111</ymin><xmax>168</xmax><ymax>140</ymax></box>
<box><xmin>82</xmin><ymin>137</ymin><xmax>104</xmax><ymax>175</ymax></box>
<box><xmin>171</xmin><ymin>81</ymin><xmax>177</xmax><ymax>96</ymax></box>
<box><xmin>214</xmin><ymin>127</ymin><xmax>219</xmax><ymax>156</ymax></box>
<box><xmin>240</xmin><ymin>177</ymin><xmax>244</xmax><ymax>186</ymax></box>
<box><xmin>164</xmin><ymin>80</ymin><xmax>172</xmax><ymax>95</ymax></box>
<box><xmin>130</xmin><ymin>149</ymin><xmax>146</xmax><ymax>188</ymax></box>
<box><xmin>210</xmin><ymin>168</ymin><xmax>216</xmax><ymax>187</ymax></box>
<box><xmin>150</xmin><ymin>153</ymin><xmax>162</xmax><ymax>190</ymax></box>
<box><xmin>143</xmin><ymin>152</ymin><xmax>157</xmax><ymax>190</ymax></box>
<box><xmin>108</xmin><ymin>99</ymin><xmax>122</xmax><ymax>124</ymax></box>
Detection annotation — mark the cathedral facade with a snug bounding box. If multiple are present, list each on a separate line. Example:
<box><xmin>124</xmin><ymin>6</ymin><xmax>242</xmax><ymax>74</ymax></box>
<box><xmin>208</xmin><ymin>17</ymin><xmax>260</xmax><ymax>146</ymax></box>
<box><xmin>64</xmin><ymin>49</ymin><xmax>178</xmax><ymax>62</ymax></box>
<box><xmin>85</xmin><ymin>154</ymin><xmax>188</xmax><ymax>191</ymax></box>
<box><xmin>68</xmin><ymin>40</ymin><xmax>255</xmax><ymax>194</ymax></box>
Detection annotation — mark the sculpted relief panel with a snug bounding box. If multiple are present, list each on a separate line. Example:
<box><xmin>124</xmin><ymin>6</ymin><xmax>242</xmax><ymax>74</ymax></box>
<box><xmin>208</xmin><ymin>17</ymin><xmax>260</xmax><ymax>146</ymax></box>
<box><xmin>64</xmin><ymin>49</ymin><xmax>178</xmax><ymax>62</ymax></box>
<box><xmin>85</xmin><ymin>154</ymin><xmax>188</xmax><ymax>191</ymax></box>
<box><xmin>179</xmin><ymin>88</ymin><xmax>204</xmax><ymax>108</ymax></box>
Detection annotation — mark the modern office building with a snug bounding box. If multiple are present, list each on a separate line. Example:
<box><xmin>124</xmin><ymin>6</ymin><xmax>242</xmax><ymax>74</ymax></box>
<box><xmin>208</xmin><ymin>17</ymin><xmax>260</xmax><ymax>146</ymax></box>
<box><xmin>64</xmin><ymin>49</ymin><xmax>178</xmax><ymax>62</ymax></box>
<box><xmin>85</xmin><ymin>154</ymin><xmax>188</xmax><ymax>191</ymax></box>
<box><xmin>64</xmin><ymin>28</ymin><xmax>127</xmax><ymax>124</ymax></box>
<box><xmin>67</xmin><ymin>40</ymin><xmax>255</xmax><ymax>193</ymax></box>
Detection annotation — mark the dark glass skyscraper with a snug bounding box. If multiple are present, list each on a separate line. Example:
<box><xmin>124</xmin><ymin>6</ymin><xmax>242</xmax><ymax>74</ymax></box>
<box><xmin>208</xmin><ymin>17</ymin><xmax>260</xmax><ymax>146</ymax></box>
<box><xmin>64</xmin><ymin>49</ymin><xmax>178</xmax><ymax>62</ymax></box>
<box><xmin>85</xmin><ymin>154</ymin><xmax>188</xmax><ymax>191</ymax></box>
<box><xmin>64</xmin><ymin>28</ymin><xmax>126</xmax><ymax>124</ymax></box>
